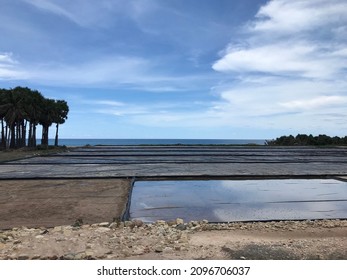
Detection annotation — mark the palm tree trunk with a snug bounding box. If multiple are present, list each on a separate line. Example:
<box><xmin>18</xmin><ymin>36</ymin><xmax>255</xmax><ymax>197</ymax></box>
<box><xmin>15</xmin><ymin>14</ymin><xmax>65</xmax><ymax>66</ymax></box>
<box><xmin>41</xmin><ymin>125</ymin><xmax>49</xmax><ymax>146</ymax></box>
<box><xmin>28</xmin><ymin>122</ymin><xmax>32</xmax><ymax>147</ymax></box>
<box><xmin>33</xmin><ymin>124</ymin><xmax>37</xmax><ymax>147</ymax></box>
<box><xmin>22</xmin><ymin>120</ymin><xmax>27</xmax><ymax>147</ymax></box>
<box><xmin>10</xmin><ymin>124</ymin><xmax>16</xmax><ymax>149</ymax></box>
<box><xmin>54</xmin><ymin>123</ymin><xmax>59</xmax><ymax>146</ymax></box>
<box><xmin>1</xmin><ymin>119</ymin><xmax>5</xmax><ymax>149</ymax></box>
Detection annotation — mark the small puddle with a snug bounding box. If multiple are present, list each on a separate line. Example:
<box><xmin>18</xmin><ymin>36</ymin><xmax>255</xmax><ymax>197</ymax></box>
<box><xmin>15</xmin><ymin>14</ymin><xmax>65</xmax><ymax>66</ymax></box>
<box><xmin>129</xmin><ymin>179</ymin><xmax>347</xmax><ymax>222</ymax></box>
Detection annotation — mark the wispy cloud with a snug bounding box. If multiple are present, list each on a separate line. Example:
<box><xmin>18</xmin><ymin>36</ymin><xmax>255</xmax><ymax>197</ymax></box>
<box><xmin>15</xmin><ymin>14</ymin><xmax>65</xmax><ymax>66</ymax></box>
<box><xmin>280</xmin><ymin>96</ymin><xmax>347</xmax><ymax>110</ymax></box>
<box><xmin>210</xmin><ymin>0</ymin><xmax>347</xmax><ymax>135</ymax></box>
<box><xmin>252</xmin><ymin>0</ymin><xmax>347</xmax><ymax>33</ymax></box>
<box><xmin>0</xmin><ymin>52</ymin><xmax>27</xmax><ymax>80</ymax></box>
<box><xmin>22</xmin><ymin>0</ymin><xmax>78</xmax><ymax>24</ymax></box>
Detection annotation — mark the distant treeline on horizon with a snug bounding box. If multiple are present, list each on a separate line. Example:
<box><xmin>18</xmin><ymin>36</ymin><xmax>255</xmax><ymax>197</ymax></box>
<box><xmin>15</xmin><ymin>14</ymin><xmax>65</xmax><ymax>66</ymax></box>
<box><xmin>266</xmin><ymin>134</ymin><xmax>347</xmax><ymax>146</ymax></box>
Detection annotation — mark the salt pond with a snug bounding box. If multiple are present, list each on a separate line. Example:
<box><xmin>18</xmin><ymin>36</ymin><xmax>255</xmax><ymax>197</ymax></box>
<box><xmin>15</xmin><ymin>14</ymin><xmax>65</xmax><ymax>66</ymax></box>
<box><xmin>130</xmin><ymin>179</ymin><xmax>347</xmax><ymax>222</ymax></box>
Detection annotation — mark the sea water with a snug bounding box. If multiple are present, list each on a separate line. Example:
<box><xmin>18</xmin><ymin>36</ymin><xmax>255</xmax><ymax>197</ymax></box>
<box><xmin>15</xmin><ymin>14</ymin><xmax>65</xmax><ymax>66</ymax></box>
<box><xmin>49</xmin><ymin>138</ymin><xmax>266</xmax><ymax>146</ymax></box>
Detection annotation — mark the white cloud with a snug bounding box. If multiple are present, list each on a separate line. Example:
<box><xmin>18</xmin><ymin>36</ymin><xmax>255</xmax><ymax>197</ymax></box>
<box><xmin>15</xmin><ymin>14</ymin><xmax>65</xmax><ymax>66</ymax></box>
<box><xmin>0</xmin><ymin>52</ymin><xmax>27</xmax><ymax>80</ymax></box>
<box><xmin>279</xmin><ymin>96</ymin><xmax>347</xmax><ymax>110</ymax></box>
<box><xmin>210</xmin><ymin>0</ymin><xmax>347</xmax><ymax>135</ymax></box>
<box><xmin>253</xmin><ymin>0</ymin><xmax>347</xmax><ymax>33</ymax></box>
<box><xmin>95</xmin><ymin>100</ymin><xmax>125</xmax><ymax>107</ymax></box>
<box><xmin>213</xmin><ymin>0</ymin><xmax>347</xmax><ymax>80</ymax></box>
<box><xmin>212</xmin><ymin>42</ymin><xmax>340</xmax><ymax>79</ymax></box>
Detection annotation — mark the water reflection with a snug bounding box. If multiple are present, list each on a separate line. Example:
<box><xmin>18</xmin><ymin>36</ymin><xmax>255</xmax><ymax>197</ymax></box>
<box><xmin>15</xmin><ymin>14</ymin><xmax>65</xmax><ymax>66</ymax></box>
<box><xmin>130</xmin><ymin>179</ymin><xmax>347</xmax><ymax>222</ymax></box>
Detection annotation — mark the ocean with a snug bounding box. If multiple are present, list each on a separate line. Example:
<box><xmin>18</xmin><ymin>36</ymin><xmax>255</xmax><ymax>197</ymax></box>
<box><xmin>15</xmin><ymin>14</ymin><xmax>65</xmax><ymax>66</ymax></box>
<box><xmin>49</xmin><ymin>139</ymin><xmax>266</xmax><ymax>147</ymax></box>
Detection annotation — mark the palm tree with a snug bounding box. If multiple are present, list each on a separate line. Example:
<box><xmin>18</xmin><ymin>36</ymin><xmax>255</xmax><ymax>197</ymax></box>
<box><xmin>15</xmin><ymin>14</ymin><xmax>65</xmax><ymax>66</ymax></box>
<box><xmin>0</xmin><ymin>89</ymin><xmax>7</xmax><ymax>148</ymax></box>
<box><xmin>23</xmin><ymin>89</ymin><xmax>45</xmax><ymax>147</ymax></box>
<box><xmin>39</xmin><ymin>98</ymin><xmax>56</xmax><ymax>146</ymax></box>
<box><xmin>0</xmin><ymin>86</ymin><xmax>69</xmax><ymax>149</ymax></box>
<box><xmin>53</xmin><ymin>100</ymin><xmax>69</xmax><ymax>146</ymax></box>
<box><xmin>1</xmin><ymin>88</ymin><xmax>25</xmax><ymax>148</ymax></box>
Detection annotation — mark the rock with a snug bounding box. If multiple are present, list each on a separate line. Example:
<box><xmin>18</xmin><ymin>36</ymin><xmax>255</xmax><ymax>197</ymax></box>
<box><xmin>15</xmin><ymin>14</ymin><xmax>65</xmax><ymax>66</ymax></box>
<box><xmin>156</xmin><ymin>220</ymin><xmax>166</xmax><ymax>225</ymax></box>
<box><xmin>18</xmin><ymin>255</ymin><xmax>29</xmax><ymax>260</ymax></box>
<box><xmin>133</xmin><ymin>246</ymin><xmax>145</xmax><ymax>255</ymax></box>
<box><xmin>35</xmin><ymin>235</ymin><xmax>44</xmax><ymax>239</ymax></box>
<box><xmin>167</xmin><ymin>220</ymin><xmax>177</xmax><ymax>226</ymax></box>
<box><xmin>121</xmin><ymin>249</ymin><xmax>131</xmax><ymax>257</ymax></box>
<box><xmin>98</xmin><ymin>222</ymin><xmax>110</xmax><ymax>227</ymax></box>
<box><xmin>41</xmin><ymin>229</ymin><xmax>49</xmax><ymax>235</ymax></box>
<box><xmin>133</xmin><ymin>219</ymin><xmax>144</xmax><ymax>228</ymax></box>
<box><xmin>176</xmin><ymin>218</ymin><xmax>184</xmax><ymax>225</ymax></box>
<box><xmin>63</xmin><ymin>229</ymin><xmax>72</xmax><ymax>237</ymax></box>
<box><xmin>13</xmin><ymin>240</ymin><xmax>21</xmax><ymax>244</ymax></box>
<box><xmin>163</xmin><ymin>247</ymin><xmax>174</xmax><ymax>253</ymax></box>
<box><xmin>96</xmin><ymin>227</ymin><xmax>111</xmax><ymax>233</ymax></box>
<box><xmin>124</xmin><ymin>221</ymin><xmax>133</xmax><ymax>227</ymax></box>
<box><xmin>154</xmin><ymin>246</ymin><xmax>163</xmax><ymax>253</ymax></box>
<box><xmin>109</xmin><ymin>222</ymin><xmax>118</xmax><ymax>229</ymax></box>
<box><xmin>74</xmin><ymin>252</ymin><xmax>86</xmax><ymax>259</ymax></box>
<box><xmin>51</xmin><ymin>226</ymin><xmax>63</xmax><ymax>233</ymax></box>
<box><xmin>176</xmin><ymin>224</ymin><xmax>187</xmax><ymax>231</ymax></box>
<box><xmin>85</xmin><ymin>250</ymin><xmax>94</xmax><ymax>257</ymax></box>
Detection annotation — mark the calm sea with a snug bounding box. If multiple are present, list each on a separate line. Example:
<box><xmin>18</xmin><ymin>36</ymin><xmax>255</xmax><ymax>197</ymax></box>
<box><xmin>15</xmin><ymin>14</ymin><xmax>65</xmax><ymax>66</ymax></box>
<box><xmin>49</xmin><ymin>139</ymin><xmax>266</xmax><ymax>146</ymax></box>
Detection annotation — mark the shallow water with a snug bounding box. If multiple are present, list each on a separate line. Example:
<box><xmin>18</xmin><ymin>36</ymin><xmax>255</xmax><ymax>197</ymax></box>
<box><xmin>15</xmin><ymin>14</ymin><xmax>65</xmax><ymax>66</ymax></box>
<box><xmin>129</xmin><ymin>179</ymin><xmax>347</xmax><ymax>222</ymax></box>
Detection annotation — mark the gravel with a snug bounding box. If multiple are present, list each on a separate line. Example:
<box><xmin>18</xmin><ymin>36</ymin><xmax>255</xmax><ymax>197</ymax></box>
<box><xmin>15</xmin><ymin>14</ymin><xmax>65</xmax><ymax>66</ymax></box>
<box><xmin>1</xmin><ymin>219</ymin><xmax>346</xmax><ymax>260</ymax></box>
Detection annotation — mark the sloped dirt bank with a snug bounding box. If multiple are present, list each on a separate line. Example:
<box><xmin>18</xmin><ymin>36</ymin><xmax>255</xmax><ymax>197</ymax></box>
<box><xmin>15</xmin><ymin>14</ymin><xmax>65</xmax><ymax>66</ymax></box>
<box><xmin>1</xmin><ymin>219</ymin><xmax>346</xmax><ymax>260</ymax></box>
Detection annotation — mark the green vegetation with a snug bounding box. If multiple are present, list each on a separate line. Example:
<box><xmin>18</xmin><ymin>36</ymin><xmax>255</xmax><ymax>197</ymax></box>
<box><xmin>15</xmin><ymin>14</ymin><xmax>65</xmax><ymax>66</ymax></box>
<box><xmin>266</xmin><ymin>134</ymin><xmax>347</xmax><ymax>146</ymax></box>
<box><xmin>0</xmin><ymin>86</ymin><xmax>69</xmax><ymax>149</ymax></box>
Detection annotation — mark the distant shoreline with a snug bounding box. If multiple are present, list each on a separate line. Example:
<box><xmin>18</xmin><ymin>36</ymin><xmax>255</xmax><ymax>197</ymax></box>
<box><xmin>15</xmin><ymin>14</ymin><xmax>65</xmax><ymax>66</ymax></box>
<box><xmin>49</xmin><ymin>138</ymin><xmax>266</xmax><ymax>147</ymax></box>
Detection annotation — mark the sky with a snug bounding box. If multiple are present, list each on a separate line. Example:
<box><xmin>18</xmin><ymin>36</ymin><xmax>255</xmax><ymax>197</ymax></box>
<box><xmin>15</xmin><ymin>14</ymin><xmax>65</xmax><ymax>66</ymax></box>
<box><xmin>1</xmin><ymin>0</ymin><xmax>347</xmax><ymax>140</ymax></box>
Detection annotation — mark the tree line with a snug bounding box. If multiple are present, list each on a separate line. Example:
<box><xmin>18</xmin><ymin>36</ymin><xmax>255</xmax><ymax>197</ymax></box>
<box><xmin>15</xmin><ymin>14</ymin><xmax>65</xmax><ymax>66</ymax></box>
<box><xmin>266</xmin><ymin>134</ymin><xmax>347</xmax><ymax>146</ymax></box>
<box><xmin>0</xmin><ymin>86</ymin><xmax>69</xmax><ymax>149</ymax></box>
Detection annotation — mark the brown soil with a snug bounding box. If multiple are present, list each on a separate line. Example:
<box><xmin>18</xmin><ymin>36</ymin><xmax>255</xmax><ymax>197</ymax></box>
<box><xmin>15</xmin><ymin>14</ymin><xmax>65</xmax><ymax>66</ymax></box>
<box><xmin>0</xmin><ymin>179</ymin><xmax>130</xmax><ymax>229</ymax></box>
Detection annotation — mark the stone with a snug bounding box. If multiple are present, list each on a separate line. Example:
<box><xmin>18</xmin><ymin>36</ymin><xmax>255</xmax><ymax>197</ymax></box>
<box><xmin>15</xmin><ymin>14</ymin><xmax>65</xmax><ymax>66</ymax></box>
<box><xmin>109</xmin><ymin>222</ymin><xmax>118</xmax><ymax>229</ymax></box>
<box><xmin>85</xmin><ymin>250</ymin><xmax>94</xmax><ymax>257</ymax></box>
<box><xmin>96</xmin><ymin>227</ymin><xmax>111</xmax><ymax>233</ymax></box>
<box><xmin>98</xmin><ymin>222</ymin><xmax>110</xmax><ymax>227</ymax></box>
<box><xmin>52</xmin><ymin>226</ymin><xmax>63</xmax><ymax>233</ymax></box>
<box><xmin>63</xmin><ymin>253</ymin><xmax>76</xmax><ymax>260</ymax></box>
<box><xmin>154</xmin><ymin>246</ymin><xmax>163</xmax><ymax>253</ymax></box>
<box><xmin>63</xmin><ymin>229</ymin><xmax>72</xmax><ymax>237</ymax></box>
<box><xmin>176</xmin><ymin>218</ymin><xmax>184</xmax><ymax>225</ymax></box>
<box><xmin>175</xmin><ymin>224</ymin><xmax>187</xmax><ymax>231</ymax></box>
<box><xmin>133</xmin><ymin>246</ymin><xmax>145</xmax><ymax>255</ymax></box>
<box><xmin>18</xmin><ymin>255</ymin><xmax>29</xmax><ymax>260</ymax></box>
<box><xmin>133</xmin><ymin>219</ymin><xmax>144</xmax><ymax>228</ymax></box>
<box><xmin>163</xmin><ymin>247</ymin><xmax>174</xmax><ymax>253</ymax></box>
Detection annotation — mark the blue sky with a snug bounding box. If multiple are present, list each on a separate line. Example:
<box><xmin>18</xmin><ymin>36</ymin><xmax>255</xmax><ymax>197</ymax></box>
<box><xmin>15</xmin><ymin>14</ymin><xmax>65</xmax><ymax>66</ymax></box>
<box><xmin>1</xmin><ymin>0</ymin><xmax>347</xmax><ymax>139</ymax></box>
